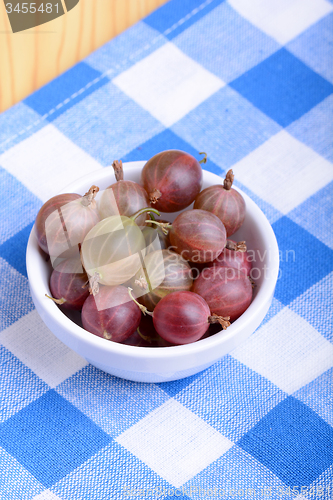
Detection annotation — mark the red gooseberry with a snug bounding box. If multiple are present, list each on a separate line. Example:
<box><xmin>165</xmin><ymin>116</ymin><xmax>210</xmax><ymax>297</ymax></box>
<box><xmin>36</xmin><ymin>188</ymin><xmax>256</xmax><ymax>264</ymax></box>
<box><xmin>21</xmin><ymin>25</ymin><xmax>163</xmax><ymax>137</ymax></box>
<box><xmin>82</xmin><ymin>285</ymin><xmax>141</xmax><ymax>343</ymax></box>
<box><xmin>99</xmin><ymin>160</ymin><xmax>150</xmax><ymax>226</ymax></box>
<box><xmin>152</xmin><ymin>291</ymin><xmax>230</xmax><ymax>345</ymax></box>
<box><xmin>169</xmin><ymin>209</ymin><xmax>227</xmax><ymax>263</ymax></box>
<box><xmin>192</xmin><ymin>266</ymin><xmax>253</xmax><ymax>322</ymax></box>
<box><xmin>141</xmin><ymin>150</ymin><xmax>204</xmax><ymax>212</ymax></box>
<box><xmin>194</xmin><ymin>169</ymin><xmax>245</xmax><ymax>237</ymax></box>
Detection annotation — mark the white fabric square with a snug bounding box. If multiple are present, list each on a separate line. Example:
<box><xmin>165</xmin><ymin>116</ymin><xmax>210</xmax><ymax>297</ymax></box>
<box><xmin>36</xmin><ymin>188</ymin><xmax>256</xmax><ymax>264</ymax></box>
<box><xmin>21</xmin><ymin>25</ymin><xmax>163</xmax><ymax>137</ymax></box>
<box><xmin>0</xmin><ymin>124</ymin><xmax>102</xmax><ymax>202</ymax></box>
<box><xmin>228</xmin><ymin>0</ymin><xmax>333</xmax><ymax>45</ymax></box>
<box><xmin>116</xmin><ymin>398</ymin><xmax>233</xmax><ymax>487</ymax></box>
<box><xmin>0</xmin><ymin>310</ymin><xmax>88</xmax><ymax>388</ymax></box>
<box><xmin>113</xmin><ymin>42</ymin><xmax>224</xmax><ymax>127</ymax></box>
<box><xmin>31</xmin><ymin>492</ymin><xmax>62</xmax><ymax>500</ymax></box>
<box><xmin>232</xmin><ymin>130</ymin><xmax>333</xmax><ymax>214</ymax></box>
<box><xmin>231</xmin><ymin>307</ymin><xmax>333</xmax><ymax>394</ymax></box>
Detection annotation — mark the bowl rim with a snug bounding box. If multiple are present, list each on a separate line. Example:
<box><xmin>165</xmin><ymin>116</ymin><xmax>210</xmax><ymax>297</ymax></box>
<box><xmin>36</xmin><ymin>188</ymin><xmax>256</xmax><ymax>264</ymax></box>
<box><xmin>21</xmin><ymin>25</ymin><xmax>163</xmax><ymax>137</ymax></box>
<box><xmin>26</xmin><ymin>162</ymin><xmax>280</xmax><ymax>361</ymax></box>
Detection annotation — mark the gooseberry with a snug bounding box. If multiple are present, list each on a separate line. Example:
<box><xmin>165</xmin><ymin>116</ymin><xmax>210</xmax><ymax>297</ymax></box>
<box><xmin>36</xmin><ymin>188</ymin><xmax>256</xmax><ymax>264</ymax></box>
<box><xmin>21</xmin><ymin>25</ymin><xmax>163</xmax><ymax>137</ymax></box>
<box><xmin>169</xmin><ymin>209</ymin><xmax>227</xmax><ymax>263</ymax></box>
<box><xmin>207</xmin><ymin>240</ymin><xmax>252</xmax><ymax>276</ymax></box>
<box><xmin>99</xmin><ymin>160</ymin><xmax>150</xmax><ymax>226</ymax></box>
<box><xmin>35</xmin><ymin>186</ymin><xmax>100</xmax><ymax>261</ymax></box>
<box><xmin>132</xmin><ymin>249</ymin><xmax>193</xmax><ymax>310</ymax></box>
<box><xmin>194</xmin><ymin>169</ymin><xmax>245</xmax><ymax>236</ymax></box>
<box><xmin>80</xmin><ymin>207</ymin><xmax>160</xmax><ymax>288</ymax></box>
<box><xmin>46</xmin><ymin>257</ymin><xmax>89</xmax><ymax>310</ymax></box>
<box><xmin>152</xmin><ymin>291</ymin><xmax>230</xmax><ymax>345</ymax></box>
<box><xmin>192</xmin><ymin>266</ymin><xmax>253</xmax><ymax>322</ymax></box>
<box><xmin>81</xmin><ymin>285</ymin><xmax>141</xmax><ymax>342</ymax></box>
<box><xmin>141</xmin><ymin>150</ymin><xmax>204</xmax><ymax>212</ymax></box>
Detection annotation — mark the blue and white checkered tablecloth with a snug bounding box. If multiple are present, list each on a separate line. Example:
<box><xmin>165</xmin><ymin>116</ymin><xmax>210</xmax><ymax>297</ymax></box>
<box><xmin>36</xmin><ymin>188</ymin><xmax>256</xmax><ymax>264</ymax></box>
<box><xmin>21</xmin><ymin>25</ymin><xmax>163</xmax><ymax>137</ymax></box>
<box><xmin>1</xmin><ymin>0</ymin><xmax>333</xmax><ymax>498</ymax></box>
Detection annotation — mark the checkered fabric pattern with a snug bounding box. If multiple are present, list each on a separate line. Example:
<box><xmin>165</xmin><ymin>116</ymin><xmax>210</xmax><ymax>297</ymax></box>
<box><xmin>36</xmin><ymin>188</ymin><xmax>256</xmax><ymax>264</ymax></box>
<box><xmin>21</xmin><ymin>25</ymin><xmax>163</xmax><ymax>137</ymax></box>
<box><xmin>0</xmin><ymin>0</ymin><xmax>332</xmax><ymax>498</ymax></box>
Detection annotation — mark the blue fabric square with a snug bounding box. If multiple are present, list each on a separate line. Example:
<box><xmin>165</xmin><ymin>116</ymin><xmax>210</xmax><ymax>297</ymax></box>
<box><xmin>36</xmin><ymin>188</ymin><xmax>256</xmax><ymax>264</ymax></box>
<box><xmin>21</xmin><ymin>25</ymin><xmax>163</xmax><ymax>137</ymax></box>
<box><xmin>51</xmin><ymin>440</ymin><xmax>173</xmax><ymax>500</ymax></box>
<box><xmin>24</xmin><ymin>62</ymin><xmax>109</xmax><ymax>122</ymax></box>
<box><xmin>53</xmin><ymin>82</ymin><xmax>164</xmax><ymax>165</ymax></box>
<box><xmin>0</xmin><ymin>346</ymin><xmax>48</xmax><ymax>424</ymax></box>
<box><xmin>237</xmin><ymin>396</ymin><xmax>333</xmax><ymax>487</ymax></box>
<box><xmin>0</xmin><ymin>389</ymin><xmax>112</xmax><ymax>488</ymax></box>
<box><xmin>172</xmin><ymin>86</ymin><xmax>281</xmax><ymax>170</ymax></box>
<box><xmin>0</xmin><ymin>167</ymin><xmax>41</xmax><ymax>246</ymax></box>
<box><xmin>144</xmin><ymin>0</ymin><xmax>225</xmax><ymax>40</ymax></box>
<box><xmin>56</xmin><ymin>364</ymin><xmax>170</xmax><ymax>438</ymax></box>
<box><xmin>0</xmin><ymin>257</ymin><xmax>34</xmax><ymax>332</ymax></box>
<box><xmin>287</xmin><ymin>95</ymin><xmax>333</xmax><ymax>163</ymax></box>
<box><xmin>288</xmin><ymin>181</ymin><xmax>333</xmax><ymax>250</ymax></box>
<box><xmin>287</xmin><ymin>13</ymin><xmax>333</xmax><ymax>85</ymax></box>
<box><xmin>0</xmin><ymin>103</ymin><xmax>44</xmax><ymax>155</ymax></box>
<box><xmin>294</xmin><ymin>368</ymin><xmax>333</xmax><ymax>428</ymax></box>
<box><xmin>272</xmin><ymin>216</ymin><xmax>333</xmax><ymax>305</ymax></box>
<box><xmin>122</xmin><ymin>128</ymin><xmax>222</xmax><ymax>176</ymax></box>
<box><xmin>86</xmin><ymin>22</ymin><xmax>167</xmax><ymax>75</ymax></box>
<box><xmin>230</xmin><ymin>48</ymin><xmax>333</xmax><ymax>127</ymax></box>
<box><xmin>174</xmin><ymin>355</ymin><xmax>286</xmax><ymax>442</ymax></box>
<box><xmin>173</xmin><ymin>2</ymin><xmax>280</xmax><ymax>83</ymax></box>
<box><xmin>0</xmin><ymin>221</ymin><xmax>34</xmax><ymax>278</ymax></box>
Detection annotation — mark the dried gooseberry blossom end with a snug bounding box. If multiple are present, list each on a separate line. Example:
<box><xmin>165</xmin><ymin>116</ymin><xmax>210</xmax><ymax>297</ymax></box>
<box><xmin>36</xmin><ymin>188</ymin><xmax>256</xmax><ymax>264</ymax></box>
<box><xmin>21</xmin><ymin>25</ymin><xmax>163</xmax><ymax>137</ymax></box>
<box><xmin>149</xmin><ymin>188</ymin><xmax>162</xmax><ymax>204</ymax></box>
<box><xmin>81</xmin><ymin>185</ymin><xmax>99</xmax><ymax>207</ymax></box>
<box><xmin>208</xmin><ymin>314</ymin><xmax>231</xmax><ymax>330</ymax></box>
<box><xmin>223</xmin><ymin>169</ymin><xmax>234</xmax><ymax>190</ymax></box>
<box><xmin>112</xmin><ymin>160</ymin><xmax>124</xmax><ymax>182</ymax></box>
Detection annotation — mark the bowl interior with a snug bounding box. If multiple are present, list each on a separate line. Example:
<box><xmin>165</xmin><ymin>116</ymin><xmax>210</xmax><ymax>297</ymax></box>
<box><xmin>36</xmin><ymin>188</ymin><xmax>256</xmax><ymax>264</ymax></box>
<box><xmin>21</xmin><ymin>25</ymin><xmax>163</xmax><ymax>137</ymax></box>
<box><xmin>26</xmin><ymin>162</ymin><xmax>279</xmax><ymax>381</ymax></box>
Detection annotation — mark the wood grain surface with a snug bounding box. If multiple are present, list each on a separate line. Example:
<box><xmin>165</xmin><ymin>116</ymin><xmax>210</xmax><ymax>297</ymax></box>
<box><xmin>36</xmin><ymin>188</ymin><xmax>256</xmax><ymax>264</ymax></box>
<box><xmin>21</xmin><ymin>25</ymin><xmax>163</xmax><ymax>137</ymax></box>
<box><xmin>0</xmin><ymin>0</ymin><xmax>168</xmax><ymax>113</ymax></box>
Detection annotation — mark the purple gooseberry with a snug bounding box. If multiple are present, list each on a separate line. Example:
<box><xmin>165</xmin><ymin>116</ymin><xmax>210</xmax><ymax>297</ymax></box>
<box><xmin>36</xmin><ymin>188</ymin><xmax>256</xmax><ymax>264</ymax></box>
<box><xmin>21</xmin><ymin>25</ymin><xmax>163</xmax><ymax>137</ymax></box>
<box><xmin>152</xmin><ymin>291</ymin><xmax>230</xmax><ymax>345</ymax></box>
<box><xmin>194</xmin><ymin>169</ymin><xmax>245</xmax><ymax>237</ymax></box>
<box><xmin>47</xmin><ymin>257</ymin><xmax>89</xmax><ymax>310</ymax></box>
<box><xmin>192</xmin><ymin>266</ymin><xmax>253</xmax><ymax>322</ymax></box>
<box><xmin>141</xmin><ymin>150</ymin><xmax>204</xmax><ymax>212</ymax></box>
<box><xmin>81</xmin><ymin>285</ymin><xmax>141</xmax><ymax>343</ymax></box>
<box><xmin>169</xmin><ymin>209</ymin><xmax>227</xmax><ymax>263</ymax></box>
<box><xmin>99</xmin><ymin>160</ymin><xmax>150</xmax><ymax>226</ymax></box>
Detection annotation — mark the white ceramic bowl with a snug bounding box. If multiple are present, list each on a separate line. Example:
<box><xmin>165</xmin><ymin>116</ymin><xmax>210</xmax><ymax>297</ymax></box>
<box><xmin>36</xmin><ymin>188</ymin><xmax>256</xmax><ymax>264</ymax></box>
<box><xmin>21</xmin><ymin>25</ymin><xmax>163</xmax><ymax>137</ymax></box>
<box><xmin>26</xmin><ymin>161</ymin><xmax>279</xmax><ymax>383</ymax></box>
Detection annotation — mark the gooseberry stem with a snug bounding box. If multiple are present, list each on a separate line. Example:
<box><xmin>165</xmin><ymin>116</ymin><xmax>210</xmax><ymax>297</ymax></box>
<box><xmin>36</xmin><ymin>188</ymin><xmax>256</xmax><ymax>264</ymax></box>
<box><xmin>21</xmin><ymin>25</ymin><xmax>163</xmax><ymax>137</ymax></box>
<box><xmin>208</xmin><ymin>314</ymin><xmax>231</xmax><ymax>330</ymax></box>
<box><xmin>130</xmin><ymin>207</ymin><xmax>161</xmax><ymax>222</ymax></box>
<box><xmin>128</xmin><ymin>287</ymin><xmax>153</xmax><ymax>316</ymax></box>
<box><xmin>145</xmin><ymin>219</ymin><xmax>171</xmax><ymax>235</ymax></box>
<box><xmin>45</xmin><ymin>293</ymin><xmax>67</xmax><ymax>305</ymax></box>
<box><xmin>199</xmin><ymin>152</ymin><xmax>207</xmax><ymax>164</ymax></box>
<box><xmin>137</xmin><ymin>327</ymin><xmax>153</xmax><ymax>343</ymax></box>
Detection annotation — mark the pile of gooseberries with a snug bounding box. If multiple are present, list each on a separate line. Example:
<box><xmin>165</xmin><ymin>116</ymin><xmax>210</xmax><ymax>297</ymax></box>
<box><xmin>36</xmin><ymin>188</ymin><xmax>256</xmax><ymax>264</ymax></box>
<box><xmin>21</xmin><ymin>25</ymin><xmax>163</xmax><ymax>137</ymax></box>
<box><xmin>36</xmin><ymin>151</ymin><xmax>254</xmax><ymax>347</ymax></box>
